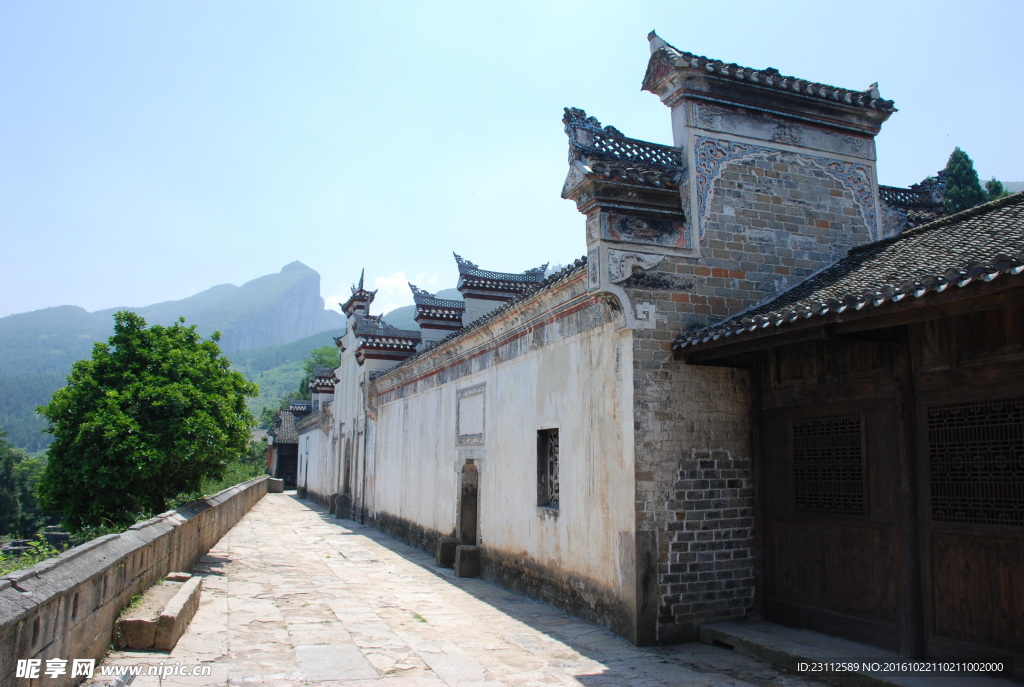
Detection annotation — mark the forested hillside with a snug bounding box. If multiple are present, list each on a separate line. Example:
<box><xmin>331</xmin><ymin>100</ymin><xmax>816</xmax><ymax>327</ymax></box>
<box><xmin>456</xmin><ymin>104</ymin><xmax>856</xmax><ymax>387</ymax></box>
<box><xmin>0</xmin><ymin>263</ymin><xmax>343</xmax><ymax>450</ymax></box>
<box><xmin>0</xmin><ymin>272</ymin><xmax>457</xmax><ymax>450</ymax></box>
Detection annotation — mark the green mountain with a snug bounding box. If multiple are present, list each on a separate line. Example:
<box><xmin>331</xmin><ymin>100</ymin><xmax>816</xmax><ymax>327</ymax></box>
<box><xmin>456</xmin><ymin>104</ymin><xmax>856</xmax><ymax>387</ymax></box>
<box><xmin>0</xmin><ymin>262</ymin><xmax>344</xmax><ymax>451</ymax></box>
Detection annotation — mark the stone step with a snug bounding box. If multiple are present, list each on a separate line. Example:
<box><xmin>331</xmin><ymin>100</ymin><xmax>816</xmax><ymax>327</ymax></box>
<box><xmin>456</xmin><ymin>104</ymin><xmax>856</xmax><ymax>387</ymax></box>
<box><xmin>116</xmin><ymin>572</ymin><xmax>202</xmax><ymax>651</ymax></box>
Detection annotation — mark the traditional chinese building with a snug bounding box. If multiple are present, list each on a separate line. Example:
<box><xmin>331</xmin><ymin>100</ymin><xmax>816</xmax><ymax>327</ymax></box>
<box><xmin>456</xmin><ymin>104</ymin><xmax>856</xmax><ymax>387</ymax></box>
<box><xmin>297</xmin><ymin>33</ymin><xmax>1022</xmax><ymax>671</ymax></box>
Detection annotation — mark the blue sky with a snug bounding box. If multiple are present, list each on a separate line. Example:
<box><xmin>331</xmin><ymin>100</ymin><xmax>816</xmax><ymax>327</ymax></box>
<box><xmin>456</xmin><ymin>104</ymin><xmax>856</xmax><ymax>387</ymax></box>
<box><xmin>1</xmin><ymin>1</ymin><xmax>1021</xmax><ymax>319</ymax></box>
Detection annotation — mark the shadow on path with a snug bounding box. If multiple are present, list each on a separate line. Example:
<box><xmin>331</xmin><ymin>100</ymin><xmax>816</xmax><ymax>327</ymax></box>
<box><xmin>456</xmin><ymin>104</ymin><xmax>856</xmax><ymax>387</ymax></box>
<box><xmin>291</xmin><ymin>492</ymin><xmax>820</xmax><ymax>687</ymax></box>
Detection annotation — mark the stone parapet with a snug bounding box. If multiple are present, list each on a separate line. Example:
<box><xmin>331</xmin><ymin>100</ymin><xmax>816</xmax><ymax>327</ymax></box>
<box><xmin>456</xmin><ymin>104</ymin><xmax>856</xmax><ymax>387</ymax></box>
<box><xmin>0</xmin><ymin>476</ymin><xmax>267</xmax><ymax>686</ymax></box>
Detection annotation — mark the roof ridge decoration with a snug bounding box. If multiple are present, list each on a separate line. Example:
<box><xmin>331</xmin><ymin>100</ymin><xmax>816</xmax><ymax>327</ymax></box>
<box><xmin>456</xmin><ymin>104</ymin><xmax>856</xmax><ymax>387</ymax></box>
<box><xmin>453</xmin><ymin>253</ymin><xmax>479</xmax><ymax>270</ymax></box>
<box><xmin>676</xmin><ymin>191</ymin><xmax>1024</xmax><ymax>352</ymax></box>
<box><xmin>454</xmin><ymin>252</ymin><xmax>549</xmax><ymax>283</ymax></box>
<box><xmin>563</xmin><ymin>107</ymin><xmax>682</xmax><ymax>174</ymax></box>
<box><xmin>341</xmin><ymin>267</ymin><xmax>378</xmax><ymax>315</ymax></box>
<box><xmin>644</xmin><ymin>32</ymin><xmax>895</xmax><ymax>113</ymax></box>
<box><xmin>409</xmin><ymin>282</ymin><xmax>465</xmax><ymax>309</ymax></box>
<box><xmin>374</xmin><ymin>257</ymin><xmax>590</xmax><ymax>377</ymax></box>
<box><xmin>354</xmin><ymin>313</ymin><xmax>420</xmax><ymax>339</ymax></box>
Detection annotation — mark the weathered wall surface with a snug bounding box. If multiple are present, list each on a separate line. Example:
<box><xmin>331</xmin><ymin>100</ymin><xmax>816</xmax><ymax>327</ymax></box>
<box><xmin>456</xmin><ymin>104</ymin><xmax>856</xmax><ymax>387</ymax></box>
<box><xmin>568</xmin><ymin>85</ymin><xmax>888</xmax><ymax>643</ymax></box>
<box><xmin>366</xmin><ymin>269</ymin><xmax>642</xmax><ymax>638</ymax></box>
<box><xmin>297</xmin><ymin>408</ymin><xmax>338</xmax><ymax>508</ymax></box>
<box><xmin>0</xmin><ymin>477</ymin><xmax>267</xmax><ymax>687</ymax></box>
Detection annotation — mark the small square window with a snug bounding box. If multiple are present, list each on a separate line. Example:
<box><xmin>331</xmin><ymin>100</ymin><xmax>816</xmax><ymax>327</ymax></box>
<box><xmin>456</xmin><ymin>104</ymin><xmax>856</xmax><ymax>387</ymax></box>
<box><xmin>537</xmin><ymin>428</ymin><xmax>559</xmax><ymax>508</ymax></box>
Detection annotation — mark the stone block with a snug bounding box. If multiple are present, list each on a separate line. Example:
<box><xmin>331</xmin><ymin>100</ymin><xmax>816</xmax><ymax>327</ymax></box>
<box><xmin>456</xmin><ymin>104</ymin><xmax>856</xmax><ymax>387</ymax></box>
<box><xmin>453</xmin><ymin>545</ymin><xmax>480</xmax><ymax>578</ymax></box>
<box><xmin>268</xmin><ymin>478</ymin><xmax>285</xmax><ymax>493</ymax></box>
<box><xmin>436</xmin><ymin>537</ymin><xmax>459</xmax><ymax>568</ymax></box>
<box><xmin>155</xmin><ymin>576</ymin><xmax>202</xmax><ymax>651</ymax></box>
<box><xmin>115</xmin><ymin>575</ymin><xmax>202</xmax><ymax>652</ymax></box>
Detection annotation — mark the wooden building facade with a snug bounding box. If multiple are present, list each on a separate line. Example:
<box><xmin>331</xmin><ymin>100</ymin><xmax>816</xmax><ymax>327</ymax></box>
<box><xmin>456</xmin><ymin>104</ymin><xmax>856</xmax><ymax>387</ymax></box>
<box><xmin>679</xmin><ymin>193</ymin><xmax>1024</xmax><ymax>670</ymax></box>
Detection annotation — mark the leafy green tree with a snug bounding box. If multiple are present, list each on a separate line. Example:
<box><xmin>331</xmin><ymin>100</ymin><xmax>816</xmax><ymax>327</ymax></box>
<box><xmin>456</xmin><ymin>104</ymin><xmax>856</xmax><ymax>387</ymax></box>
<box><xmin>943</xmin><ymin>147</ymin><xmax>987</xmax><ymax>214</ymax></box>
<box><xmin>15</xmin><ymin>453</ymin><xmax>49</xmax><ymax>535</ymax></box>
<box><xmin>0</xmin><ymin>429</ymin><xmax>50</xmax><ymax>537</ymax></box>
<box><xmin>985</xmin><ymin>178</ymin><xmax>1010</xmax><ymax>202</ymax></box>
<box><xmin>37</xmin><ymin>312</ymin><xmax>258</xmax><ymax>528</ymax></box>
<box><xmin>294</xmin><ymin>345</ymin><xmax>338</xmax><ymax>400</ymax></box>
<box><xmin>0</xmin><ymin>443</ymin><xmax>21</xmax><ymax>535</ymax></box>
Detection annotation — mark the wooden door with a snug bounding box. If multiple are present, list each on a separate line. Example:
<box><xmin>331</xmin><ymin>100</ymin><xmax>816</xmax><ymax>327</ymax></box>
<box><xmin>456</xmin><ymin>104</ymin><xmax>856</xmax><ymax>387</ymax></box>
<box><xmin>918</xmin><ymin>391</ymin><xmax>1024</xmax><ymax>666</ymax></box>
<box><xmin>763</xmin><ymin>402</ymin><xmax>901</xmax><ymax>649</ymax></box>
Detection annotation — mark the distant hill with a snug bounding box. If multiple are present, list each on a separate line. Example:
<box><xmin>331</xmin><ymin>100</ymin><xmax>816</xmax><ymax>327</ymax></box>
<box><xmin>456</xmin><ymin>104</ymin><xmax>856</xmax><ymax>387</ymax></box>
<box><xmin>0</xmin><ymin>273</ymin><xmax>461</xmax><ymax>451</ymax></box>
<box><xmin>1004</xmin><ymin>182</ymin><xmax>1024</xmax><ymax>193</ymax></box>
<box><xmin>0</xmin><ymin>262</ymin><xmax>343</xmax><ymax>451</ymax></box>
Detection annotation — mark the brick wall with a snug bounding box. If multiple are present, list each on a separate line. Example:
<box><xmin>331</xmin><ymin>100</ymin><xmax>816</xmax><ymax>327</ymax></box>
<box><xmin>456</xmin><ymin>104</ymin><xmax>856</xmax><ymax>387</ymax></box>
<box><xmin>619</xmin><ymin>142</ymin><xmax>877</xmax><ymax>643</ymax></box>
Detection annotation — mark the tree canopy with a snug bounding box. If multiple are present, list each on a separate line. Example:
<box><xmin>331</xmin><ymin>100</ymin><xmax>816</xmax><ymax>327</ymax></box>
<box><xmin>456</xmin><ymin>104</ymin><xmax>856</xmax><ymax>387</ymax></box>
<box><xmin>943</xmin><ymin>147</ymin><xmax>1008</xmax><ymax>214</ymax></box>
<box><xmin>0</xmin><ymin>429</ymin><xmax>51</xmax><ymax>537</ymax></box>
<box><xmin>37</xmin><ymin>312</ymin><xmax>258</xmax><ymax>528</ymax></box>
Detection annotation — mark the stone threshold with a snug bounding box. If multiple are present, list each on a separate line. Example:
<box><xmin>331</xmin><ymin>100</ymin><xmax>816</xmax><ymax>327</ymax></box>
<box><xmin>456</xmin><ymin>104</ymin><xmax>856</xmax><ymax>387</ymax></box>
<box><xmin>700</xmin><ymin>620</ymin><xmax>1017</xmax><ymax>687</ymax></box>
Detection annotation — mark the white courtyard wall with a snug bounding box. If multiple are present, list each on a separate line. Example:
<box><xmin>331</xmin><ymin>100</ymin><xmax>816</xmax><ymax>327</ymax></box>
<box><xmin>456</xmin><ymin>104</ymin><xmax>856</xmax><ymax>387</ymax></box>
<box><xmin>363</xmin><ymin>269</ymin><xmax>643</xmax><ymax>638</ymax></box>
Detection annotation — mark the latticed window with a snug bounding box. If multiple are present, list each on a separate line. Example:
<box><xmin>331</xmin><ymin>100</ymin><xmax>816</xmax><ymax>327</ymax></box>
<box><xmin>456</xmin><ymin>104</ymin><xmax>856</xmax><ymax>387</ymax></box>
<box><xmin>537</xmin><ymin>429</ymin><xmax>560</xmax><ymax>508</ymax></box>
<box><xmin>792</xmin><ymin>413</ymin><xmax>865</xmax><ymax>515</ymax></box>
<box><xmin>928</xmin><ymin>396</ymin><xmax>1024</xmax><ymax>526</ymax></box>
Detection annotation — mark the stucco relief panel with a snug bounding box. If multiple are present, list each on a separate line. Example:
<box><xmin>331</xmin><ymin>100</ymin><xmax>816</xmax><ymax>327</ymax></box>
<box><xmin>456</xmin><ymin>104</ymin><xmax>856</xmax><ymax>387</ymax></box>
<box><xmin>694</xmin><ymin>136</ymin><xmax>879</xmax><ymax>241</ymax></box>
<box><xmin>691</xmin><ymin>103</ymin><xmax>871</xmax><ymax>160</ymax></box>
<box><xmin>456</xmin><ymin>384</ymin><xmax>485</xmax><ymax>447</ymax></box>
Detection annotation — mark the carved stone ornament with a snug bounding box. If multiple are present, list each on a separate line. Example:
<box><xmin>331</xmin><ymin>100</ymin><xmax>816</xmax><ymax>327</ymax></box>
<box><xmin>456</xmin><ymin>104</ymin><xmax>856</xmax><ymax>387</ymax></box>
<box><xmin>607</xmin><ymin>250</ymin><xmax>666</xmax><ymax>284</ymax></box>
<box><xmin>771</xmin><ymin>125</ymin><xmax>802</xmax><ymax>146</ymax></box>
<box><xmin>588</xmin><ymin>247</ymin><xmax>601</xmax><ymax>290</ymax></box>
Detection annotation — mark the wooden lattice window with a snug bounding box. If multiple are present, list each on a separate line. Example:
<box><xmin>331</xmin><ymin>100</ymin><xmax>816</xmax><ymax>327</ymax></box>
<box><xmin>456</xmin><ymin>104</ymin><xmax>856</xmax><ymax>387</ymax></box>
<box><xmin>928</xmin><ymin>396</ymin><xmax>1024</xmax><ymax>526</ymax></box>
<box><xmin>537</xmin><ymin>429</ymin><xmax>560</xmax><ymax>508</ymax></box>
<box><xmin>792</xmin><ymin>413</ymin><xmax>865</xmax><ymax>515</ymax></box>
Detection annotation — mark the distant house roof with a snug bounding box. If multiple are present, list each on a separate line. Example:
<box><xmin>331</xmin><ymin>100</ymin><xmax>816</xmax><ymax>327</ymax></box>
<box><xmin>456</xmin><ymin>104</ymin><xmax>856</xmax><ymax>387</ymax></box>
<box><xmin>374</xmin><ymin>257</ymin><xmax>589</xmax><ymax>378</ymax></box>
<box><xmin>341</xmin><ymin>268</ymin><xmax>377</xmax><ymax>315</ymax></box>
<box><xmin>410</xmin><ymin>283</ymin><xmax>464</xmax><ymax>323</ymax></box>
<box><xmin>410</xmin><ymin>283</ymin><xmax>464</xmax><ymax>310</ymax></box>
<box><xmin>354</xmin><ymin>314</ymin><xmax>420</xmax><ymax>344</ymax></box>
<box><xmin>643</xmin><ymin>32</ymin><xmax>895</xmax><ymax>114</ymax></box>
<box><xmin>677</xmin><ymin>192</ymin><xmax>1024</xmax><ymax>353</ymax></box>
<box><xmin>289</xmin><ymin>399</ymin><xmax>312</xmax><ymax>414</ymax></box>
<box><xmin>268</xmin><ymin>410</ymin><xmax>299</xmax><ymax>445</ymax></box>
<box><xmin>311</xmin><ymin>365</ymin><xmax>336</xmax><ymax>379</ymax></box>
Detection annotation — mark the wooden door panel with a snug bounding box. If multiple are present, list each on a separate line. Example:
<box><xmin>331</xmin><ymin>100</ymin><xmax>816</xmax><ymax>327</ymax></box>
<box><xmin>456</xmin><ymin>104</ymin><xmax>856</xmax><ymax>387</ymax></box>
<box><xmin>930</xmin><ymin>532</ymin><xmax>1024</xmax><ymax>653</ymax></box>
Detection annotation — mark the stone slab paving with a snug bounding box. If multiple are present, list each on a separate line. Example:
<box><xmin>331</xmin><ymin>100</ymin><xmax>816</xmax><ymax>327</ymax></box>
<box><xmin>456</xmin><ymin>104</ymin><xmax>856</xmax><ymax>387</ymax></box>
<box><xmin>92</xmin><ymin>493</ymin><xmax>822</xmax><ymax>686</ymax></box>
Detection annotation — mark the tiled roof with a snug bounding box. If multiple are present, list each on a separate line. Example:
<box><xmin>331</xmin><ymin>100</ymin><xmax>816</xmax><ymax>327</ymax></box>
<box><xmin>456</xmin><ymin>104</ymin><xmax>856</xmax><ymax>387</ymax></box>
<box><xmin>645</xmin><ymin>32</ymin><xmax>895</xmax><ymax>113</ymax></box>
<box><xmin>311</xmin><ymin>365</ymin><xmax>336</xmax><ymax>379</ymax></box>
<box><xmin>454</xmin><ymin>253</ymin><xmax>548</xmax><ymax>286</ymax></box>
<box><xmin>268</xmin><ymin>410</ymin><xmax>298</xmax><ymax>445</ymax></box>
<box><xmin>409</xmin><ymin>283</ymin><xmax>464</xmax><ymax>310</ymax></box>
<box><xmin>341</xmin><ymin>268</ymin><xmax>377</xmax><ymax>313</ymax></box>
<box><xmin>354</xmin><ymin>315</ymin><xmax>419</xmax><ymax>340</ymax></box>
<box><xmin>354</xmin><ymin>314</ymin><xmax>421</xmax><ymax>350</ymax></box>
<box><xmin>289</xmin><ymin>400</ymin><xmax>312</xmax><ymax>414</ymax></box>
<box><xmin>563</xmin><ymin>107</ymin><xmax>682</xmax><ymax>189</ymax></box>
<box><xmin>676</xmin><ymin>192</ymin><xmax>1024</xmax><ymax>351</ymax></box>
<box><xmin>377</xmin><ymin>257</ymin><xmax>589</xmax><ymax>376</ymax></box>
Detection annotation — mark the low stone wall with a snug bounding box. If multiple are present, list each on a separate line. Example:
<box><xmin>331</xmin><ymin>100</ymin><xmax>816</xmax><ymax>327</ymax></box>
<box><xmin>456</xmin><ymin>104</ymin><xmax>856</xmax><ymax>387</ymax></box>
<box><xmin>0</xmin><ymin>476</ymin><xmax>268</xmax><ymax>686</ymax></box>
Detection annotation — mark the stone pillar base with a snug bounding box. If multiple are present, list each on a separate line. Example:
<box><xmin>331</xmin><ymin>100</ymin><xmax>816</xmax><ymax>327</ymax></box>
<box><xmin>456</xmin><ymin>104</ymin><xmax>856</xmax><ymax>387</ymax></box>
<box><xmin>436</xmin><ymin>537</ymin><xmax>460</xmax><ymax>568</ymax></box>
<box><xmin>454</xmin><ymin>545</ymin><xmax>480</xmax><ymax>578</ymax></box>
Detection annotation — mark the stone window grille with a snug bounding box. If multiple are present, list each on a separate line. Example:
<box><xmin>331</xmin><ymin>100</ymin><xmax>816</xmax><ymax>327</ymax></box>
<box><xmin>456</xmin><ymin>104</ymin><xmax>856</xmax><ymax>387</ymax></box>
<box><xmin>537</xmin><ymin>429</ymin><xmax>560</xmax><ymax>508</ymax></box>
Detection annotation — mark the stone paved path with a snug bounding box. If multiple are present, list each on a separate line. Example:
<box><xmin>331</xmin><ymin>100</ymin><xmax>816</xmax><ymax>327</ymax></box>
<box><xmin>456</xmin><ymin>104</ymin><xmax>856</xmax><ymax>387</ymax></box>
<box><xmin>95</xmin><ymin>493</ymin><xmax>822</xmax><ymax>686</ymax></box>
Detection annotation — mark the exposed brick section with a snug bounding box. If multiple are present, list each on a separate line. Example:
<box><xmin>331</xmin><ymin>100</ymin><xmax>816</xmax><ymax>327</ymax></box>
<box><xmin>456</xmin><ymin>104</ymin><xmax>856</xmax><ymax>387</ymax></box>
<box><xmin>658</xmin><ymin>450</ymin><xmax>754</xmax><ymax>635</ymax></box>
<box><xmin>618</xmin><ymin>147</ymin><xmax>872</xmax><ymax>643</ymax></box>
<box><xmin>625</xmin><ymin>331</ymin><xmax>751</xmax><ymax>643</ymax></box>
